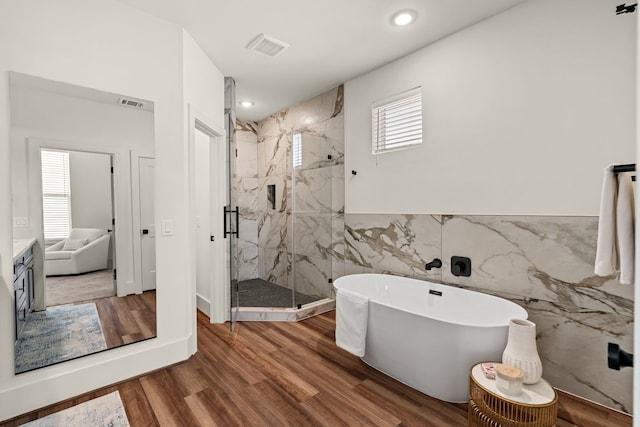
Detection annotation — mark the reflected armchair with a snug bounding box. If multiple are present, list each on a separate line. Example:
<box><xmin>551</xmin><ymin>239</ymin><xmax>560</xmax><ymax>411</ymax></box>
<box><xmin>45</xmin><ymin>228</ymin><xmax>110</xmax><ymax>276</ymax></box>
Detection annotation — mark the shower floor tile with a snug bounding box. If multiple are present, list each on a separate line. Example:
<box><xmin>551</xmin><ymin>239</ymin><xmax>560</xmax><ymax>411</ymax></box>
<box><xmin>234</xmin><ymin>279</ymin><xmax>318</xmax><ymax>308</ymax></box>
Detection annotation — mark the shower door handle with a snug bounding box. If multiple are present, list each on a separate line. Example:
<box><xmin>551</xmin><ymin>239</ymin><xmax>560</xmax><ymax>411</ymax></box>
<box><xmin>234</xmin><ymin>207</ymin><xmax>239</xmax><ymax>238</ymax></box>
<box><xmin>223</xmin><ymin>206</ymin><xmax>239</xmax><ymax>238</ymax></box>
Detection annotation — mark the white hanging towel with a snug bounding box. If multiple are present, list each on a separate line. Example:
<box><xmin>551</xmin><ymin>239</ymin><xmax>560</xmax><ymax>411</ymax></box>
<box><xmin>335</xmin><ymin>289</ymin><xmax>369</xmax><ymax>357</ymax></box>
<box><xmin>595</xmin><ymin>165</ymin><xmax>636</xmax><ymax>285</ymax></box>
<box><xmin>595</xmin><ymin>165</ymin><xmax>618</xmax><ymax>276</ymax></box>
<box><xmin>616</xmin><ymin>172</ymin><xmax>635</xmax><ymax>285</ymax></box>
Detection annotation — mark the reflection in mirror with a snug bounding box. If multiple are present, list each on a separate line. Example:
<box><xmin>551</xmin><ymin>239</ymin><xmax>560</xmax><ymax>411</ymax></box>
<box><xmin>10</xmin><ymin>72</ymin><xmax>157</xmax><ymax>374</ymax></box>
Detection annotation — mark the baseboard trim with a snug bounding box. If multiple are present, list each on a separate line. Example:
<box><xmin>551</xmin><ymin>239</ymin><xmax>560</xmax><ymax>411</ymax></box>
<box><xmin>556</xmin><ymin>388</ymin><xmax>631</xmax><ymax>427</ymax></box>
<box><xmin>196</xmin><ymin>294</ymin><xmax>210</xmax><ymax>317</ymax></box>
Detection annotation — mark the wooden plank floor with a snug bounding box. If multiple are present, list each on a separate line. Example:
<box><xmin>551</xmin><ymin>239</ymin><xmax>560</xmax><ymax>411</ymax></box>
<box><xmin>94</xmin><ymin>291</ymin><xmax>157</xmax><ymax>348</ymax></box>
<box><xmin>1</xmin><ymin>310</ymin><xmax>631</xmax><ymax>426</ymax></box>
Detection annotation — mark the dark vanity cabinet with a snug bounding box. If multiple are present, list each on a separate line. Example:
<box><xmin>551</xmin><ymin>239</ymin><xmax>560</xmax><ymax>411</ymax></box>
<box><xmin>13</xmin><ymin>245</ymin><xmax>34</xmax><ymax>341</ymax></box>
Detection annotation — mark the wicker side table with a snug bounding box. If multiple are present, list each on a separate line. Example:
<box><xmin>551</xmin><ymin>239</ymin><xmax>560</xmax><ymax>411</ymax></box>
<box><xmin>469</xmin><ymin>364</ymin><xmax>557</xmax><ymax>427</ymax></box>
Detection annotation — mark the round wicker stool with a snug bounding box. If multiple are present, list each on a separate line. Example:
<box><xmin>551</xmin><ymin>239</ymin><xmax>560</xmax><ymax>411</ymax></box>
<box><xmin>469</xmin><ymin>364</ymin><xmax>557</xmax><ymax>427</ymax></box>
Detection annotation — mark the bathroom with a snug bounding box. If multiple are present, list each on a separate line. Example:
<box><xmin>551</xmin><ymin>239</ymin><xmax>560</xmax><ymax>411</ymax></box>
<box><xmin>0</xmin><ymin>0</ymin><xmax>636</xmax><ymax>422</ymax></box>
<box><xmin>233</xmin><ymin>0</ymin><xmax>635</xmax><ymax>415</ymax></box>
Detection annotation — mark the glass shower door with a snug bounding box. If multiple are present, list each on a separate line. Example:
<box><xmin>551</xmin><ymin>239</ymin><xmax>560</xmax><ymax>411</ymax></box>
<box><xmin>291</xmin><ymin>132</ymin><xmax>334</xmax><ymax>305</ymax></box>
<box><xmin>224</xmin><ymin>91</ymin><xmax>240</xmax><ymax>331</ymax></box>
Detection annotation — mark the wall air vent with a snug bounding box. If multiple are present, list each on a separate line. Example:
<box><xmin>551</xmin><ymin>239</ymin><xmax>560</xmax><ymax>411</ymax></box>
<box><xmin>246</xmin><ymin>33</ymin><xmax>290</xmax><ymax>57</ymax></box>
<box><xmin>118</xmin><ymin>97</ymin><xmax>144</xmax><ymax>109</ymax></box>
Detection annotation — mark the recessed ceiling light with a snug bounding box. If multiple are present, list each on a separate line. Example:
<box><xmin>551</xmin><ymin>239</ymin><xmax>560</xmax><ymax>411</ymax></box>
<box><xmin>392</xmin><ymin>10</ymin><xmax>417</xmax><ymax>26</ymax></box>
<box><xmin>239</xmin><ymin>100</ymin><xmax>254</xmax><ymax>108</ymax></box>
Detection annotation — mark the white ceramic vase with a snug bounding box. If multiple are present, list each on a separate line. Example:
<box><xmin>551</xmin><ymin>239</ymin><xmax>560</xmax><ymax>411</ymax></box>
<box><xmin>502</xmin><ymin>319</ymin><xmax>543</xmax><ymax>384</ymax></box>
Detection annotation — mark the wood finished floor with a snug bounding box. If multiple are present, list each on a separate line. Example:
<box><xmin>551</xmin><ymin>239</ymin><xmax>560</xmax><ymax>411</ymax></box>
<box><xmin>2</xmin><ymin>310</ymin><xmax>631</xmax><ymax>427</ymax></box>
<box><xmin>93</xmin><ymin>291</ymin><xmax>157</xmax><ymax>349</ymax></box>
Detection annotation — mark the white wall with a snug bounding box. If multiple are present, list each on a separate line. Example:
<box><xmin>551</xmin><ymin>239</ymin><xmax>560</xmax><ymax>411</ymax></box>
<box><xmin>0</xmin><ymin>0</ymin><xmax>224</xmax><ymax>421</ymax></box>
<box><xmin>11</xmin><ymin>85</ymin><xmax>154</xmax><ymax>230</ymax></box>
<box><xmin>183</xmin><ymin>31</ymin><xmax>227</xmax><ymax>330</ymax></box>
<box><xmin>345</xmin><ymin>0</ymin><xmax>636</xmax><ymax>216</ymax></box>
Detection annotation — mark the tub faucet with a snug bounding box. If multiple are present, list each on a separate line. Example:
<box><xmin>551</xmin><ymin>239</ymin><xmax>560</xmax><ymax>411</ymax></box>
<box><xmin>425</xmin><ymin>258</ymin><xmax>442</xmax><ymax>270</ymax></box>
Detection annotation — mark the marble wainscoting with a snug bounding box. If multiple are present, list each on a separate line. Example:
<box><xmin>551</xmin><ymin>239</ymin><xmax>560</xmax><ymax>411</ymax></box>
<box><xmin>441</xmin><ymin>215</ymin><xmax>633</xmax><ymax>413</ymax></box>
<box><xmin>343</xmin><ymin>212</ymin><xmax>633</xmax><ymax>414</ymax></box>
<box><xmin>344</xmin><ymin>214</ymin><xmax>443</xmax><ymax>281</ymax></box>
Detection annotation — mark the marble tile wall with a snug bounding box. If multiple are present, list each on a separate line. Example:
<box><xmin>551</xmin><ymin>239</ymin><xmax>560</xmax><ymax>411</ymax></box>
<box><xmin>344</xmin><ymin>213</ymin><xmax>633</xmax><ymax>413</ymax></box>
<box><xmin>236</xmin><ymin>120</ymin><xmax>259</xmax><ymax>281</ymax></box>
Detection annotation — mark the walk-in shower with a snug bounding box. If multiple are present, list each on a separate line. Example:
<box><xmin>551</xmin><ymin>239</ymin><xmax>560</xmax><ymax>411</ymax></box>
<box><xmin>234</xmin><ymin>130</ymin><xmax>338</xmax><ymax>313</ymax></box>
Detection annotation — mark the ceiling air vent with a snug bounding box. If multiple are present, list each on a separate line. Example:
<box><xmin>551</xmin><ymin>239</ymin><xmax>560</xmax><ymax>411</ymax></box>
<box><xmin>118</xmin><ymin>97</ymin><xmax>144</xmax><ymax>109</ymax></box>
<box><xmin>246</xmin><ymin>33</ymin><xmax>290</xmax><ymax>57</ymax></box>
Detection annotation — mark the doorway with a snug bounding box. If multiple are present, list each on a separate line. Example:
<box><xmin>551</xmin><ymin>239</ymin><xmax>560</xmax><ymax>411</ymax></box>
<box><xmin>41</xmin><ymin>148</ymin><xmax>116</xmax><ymax>307</ymax></box>
<box><xmin>188</xmin><ymin>109</ymin><xmax>227</xmax><ymax>329</ymax></box>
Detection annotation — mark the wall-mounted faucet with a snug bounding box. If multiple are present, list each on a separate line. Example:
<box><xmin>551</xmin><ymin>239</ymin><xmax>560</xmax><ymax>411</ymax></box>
<box><xmin>425</xmin><ymin>258</ymin><xmax>442</xmax><ymax>270</ymax></box>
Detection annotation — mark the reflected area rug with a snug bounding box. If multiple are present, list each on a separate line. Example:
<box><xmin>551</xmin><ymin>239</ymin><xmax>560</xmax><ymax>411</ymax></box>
<box><xmin>15</xmin><ymin>303</ymin><xmax>107</xmax><ymax>374</ymax></box>
<box><xmin>21</xmin><ymin>391</ymin><xmax>130</xmax><ymax>427</ymax></box>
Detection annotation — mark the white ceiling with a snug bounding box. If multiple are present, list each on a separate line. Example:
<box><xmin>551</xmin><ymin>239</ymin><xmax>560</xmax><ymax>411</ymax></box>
<box><xmin>117</xmin><ymin>0</ymin><xmax>526</xmax><ymax>122</ymax></box>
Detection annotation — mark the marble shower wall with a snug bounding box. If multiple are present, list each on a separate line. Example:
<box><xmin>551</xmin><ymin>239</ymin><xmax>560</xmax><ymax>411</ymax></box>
<box><xmin>235</xmin><ymin>86</ymin><xmax>345</xmax><ymax>299</ymax></box>
<box><xmin>236</xmin><ymin>120</ymin><xmax>259</xmax><ymax>281</ymax></box>
<box><xmin>344</xmin><ymin>213</ymin><xmax>633</xmax><ymax>413</ymax></box>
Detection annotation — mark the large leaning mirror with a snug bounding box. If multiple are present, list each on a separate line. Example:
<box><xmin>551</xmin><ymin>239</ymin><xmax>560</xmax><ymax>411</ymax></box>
<box><xmin>10</xmin><ymin>72</ymin><xmax>157</xmax><ymax>374</ymax></box>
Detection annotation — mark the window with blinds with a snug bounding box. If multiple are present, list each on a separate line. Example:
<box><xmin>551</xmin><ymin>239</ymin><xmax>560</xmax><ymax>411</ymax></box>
<box><xmin>372</xmin><ymin>87</ymin><xmax>423</xmax><ymax>154</ymax></box>
<box><xmin>292</xmin><ymin>132</ymin><xmax>302</xmax><ymax>168</ymax></box>
<box><xmin>41</xmin><ymin>149</ymin><xmax>72</xmax><ymax>240</ymax></box>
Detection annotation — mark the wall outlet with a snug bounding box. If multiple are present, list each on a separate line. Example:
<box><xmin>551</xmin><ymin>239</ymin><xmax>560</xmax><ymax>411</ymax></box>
<box><xmin>14</xmin><ymin>217</ymin><xmax>28</xmax><ymax>228</ymax></box>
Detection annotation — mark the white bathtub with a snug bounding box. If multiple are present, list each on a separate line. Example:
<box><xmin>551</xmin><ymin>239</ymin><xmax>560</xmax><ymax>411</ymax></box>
<box><xmin>333</xmin><ymin>273</ymin><xmax>527</xmax><ymax>403</ymax></box>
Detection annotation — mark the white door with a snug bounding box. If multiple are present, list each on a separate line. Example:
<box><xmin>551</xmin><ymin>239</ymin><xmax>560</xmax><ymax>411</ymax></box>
<box><xmin>195</xmin><ymin>129</ymin><xmax>212</xmax><ymax>308</ymax></box>
<box><xmin>139</xmin><ymin>157</ymin><xmax>156</xmax><ymax>291</ymax></box>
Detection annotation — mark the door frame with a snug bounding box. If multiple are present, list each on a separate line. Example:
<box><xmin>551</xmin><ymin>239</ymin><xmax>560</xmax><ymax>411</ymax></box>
<box><xmin>187</xmin><ymin>105</ymin><xmax>227</xmax><ymax>333</ymax></box>
<box><xmin>27</xmin><ymin>137</ymin><xmax>130</xmax><ymax>307</ymax></box>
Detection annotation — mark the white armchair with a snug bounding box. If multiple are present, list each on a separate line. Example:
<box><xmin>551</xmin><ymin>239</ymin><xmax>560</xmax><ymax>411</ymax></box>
<box><xmin>45</xmin><ymin>228</ymin><xmax>111</xmax><ymax>276</ymax></box>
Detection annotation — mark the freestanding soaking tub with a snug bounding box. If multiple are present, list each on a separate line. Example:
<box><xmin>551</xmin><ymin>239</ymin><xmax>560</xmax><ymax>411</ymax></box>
<box><xmin>334</xmin><ymin>273</ymin><xmax>528</xmax><ymax>403</ymax></box>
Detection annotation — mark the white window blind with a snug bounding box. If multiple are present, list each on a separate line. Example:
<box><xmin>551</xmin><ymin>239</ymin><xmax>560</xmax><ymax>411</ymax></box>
<box><xmin>41</xmin><ymin>149</ymin><xmax>72</xmax><ymax>240</ymax></box>
<box><xmin>372</xmin><ymin>87</ymin><xmax>423</xmax><ymax>154</ymax></box>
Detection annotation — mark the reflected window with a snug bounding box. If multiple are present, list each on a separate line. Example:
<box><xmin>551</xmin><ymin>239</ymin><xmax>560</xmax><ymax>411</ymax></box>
<box><xmin>41</xmin><ymin>149</ymin><xmax>72</xmax><ymax>241</ymax></box>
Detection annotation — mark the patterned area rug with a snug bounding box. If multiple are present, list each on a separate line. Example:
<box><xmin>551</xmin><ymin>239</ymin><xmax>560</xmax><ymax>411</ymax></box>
<box><xmin>21</xmin><ymin>391</ymin><xmax>130</xmax><ymax>427</ymax></box>
<box><xmin>15</xmin><ymin>303</ymin><xmax>107</xmax><ymax>374</ymax></box>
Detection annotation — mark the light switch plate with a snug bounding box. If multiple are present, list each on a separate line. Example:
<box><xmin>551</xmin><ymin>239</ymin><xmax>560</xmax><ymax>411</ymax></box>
<box><xmin>161</xmin><ymin>219</ymin><xmax>174</xmax><ymax>236</ymax></box>
<box><xmin>14</xmin><ymin>217</ymin><xmax>28</xmax><ymax>228</ymax></box>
